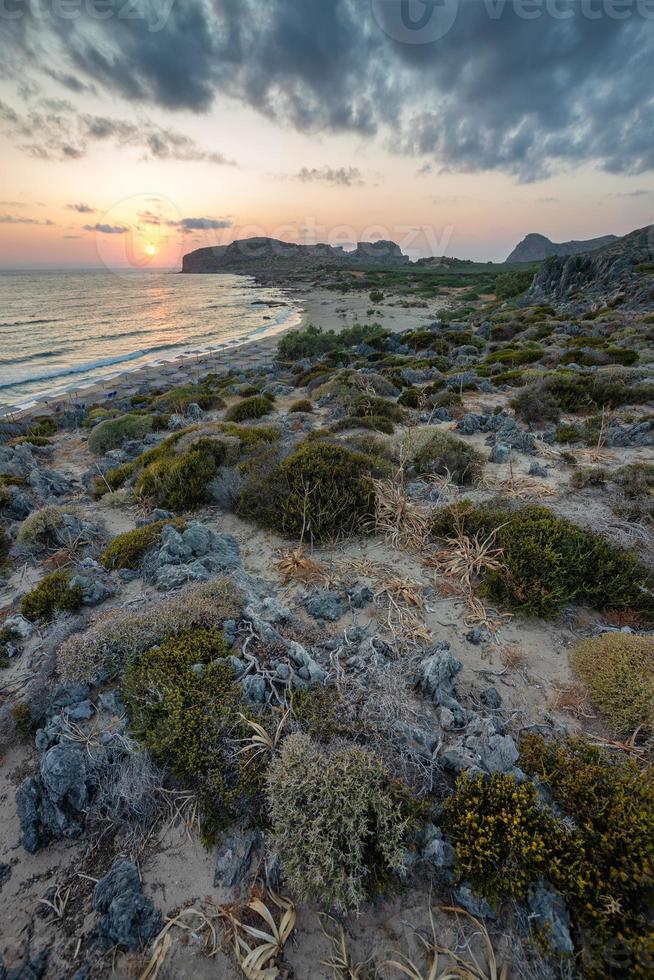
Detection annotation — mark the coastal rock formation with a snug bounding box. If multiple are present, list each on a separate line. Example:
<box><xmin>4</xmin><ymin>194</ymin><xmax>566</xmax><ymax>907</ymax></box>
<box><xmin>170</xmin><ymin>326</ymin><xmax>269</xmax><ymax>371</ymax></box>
<box><xmin>506</xmin><ymin>231</ymin><xmax>617</xmax><ymax>263</ymax></box>
<box><xmin>528</xmin><ymin>223</ymin><xmax>654</xmax><ymax>307</ymax></box>
<box><xmin>181</xmin><ymin>236</ymin><xmax>410</xmax><ymax>275</ymax></box>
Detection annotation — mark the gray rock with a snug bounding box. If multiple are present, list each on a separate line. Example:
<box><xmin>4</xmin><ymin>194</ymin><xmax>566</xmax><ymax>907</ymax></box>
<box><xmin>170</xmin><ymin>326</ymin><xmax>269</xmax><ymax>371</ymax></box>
<box><xmin>422</xmin><ymin>824</ymin><xmax>456</xmax><ymax>872</ymax></box>
<box><xmin>186</xmin><ymin>402</ymin><xmax>204</xmax><ymax>420</ymax></box>
<box><xmin>214</xmin><ymin>826</ymin><xmax>262</xmax><ymax>891</ymax></box>
<box><xmin>2</xmin><ymin>615</ymin><xmax>34</xmax><ymax>640</ymax></box>
<box><xmin>416</xmin><ymin>644</ymin><xmax>466</xmax><ymax>727</ymax></box>
<box><xmin>16</xmin><ymin>743</ymin><xmax>92</xmax><ymax>852</ymax></box>
<box><xmin>302</xmin><ymin>589</ymin><xmax>347</xmax><ymax>622</ymax></box>
<box><xmin>453</xmin><ymin>884</ymin><xmax>496</xmax><ymax>920</ymax></box>
<box><xmin>67</xmin><ymin>700</ymin><xmax>95</xmax><ymax>722</ymax></box>
<box><xmin>70</xmin><ymin>558</ymin><xmax>114</xmax><ymax>607</ymax></box>
<box><xmin>94</xmin><ymin>859</ymin><xmax>162</xmax><ymax>951</ymax></box>
<box><xmin>480</xmin><ymin>686</ymin><xmax>502</xmax><ymax>710</ymax></box>
<box><xmin>28</xmin><ymin>468</ymin><xmax>72</xmax><ymax>500</ymax></box>
<box><xmin>528</xmin><ymin>462</ymin><xmax>549</xmax><ymax>477</ymax></box>
<box><xmin>0</xmin><ymin>444</ymin><xmax>36</xmax><ymax>478</ymax></box>
<box><xmin>465</xmin><ymin>626</ymin><xmax>488</xmax><ymax>645</ymax></box>
<box><xmin>47</xmin><ymin>683</ymin><xmax>91</xmax><ymax>719</ymax></box>
<box><xmin>168</xmin><ymin>413</ymin><xmax>187</xmax><ymax>430</ymax></box>
<box><xmin>490</xmin><ymin>442</ymin><xmax>511</xmax><ymax>464</ymax></box>
<box><xmin>240</xmin><ymin>674</ymin><xmax>267</xmax><ymax>704</ymax></box>
<box><xmin>527</xmin><ymin>882</ymin><xmax>574</xmax><ymax>955</ymax></box>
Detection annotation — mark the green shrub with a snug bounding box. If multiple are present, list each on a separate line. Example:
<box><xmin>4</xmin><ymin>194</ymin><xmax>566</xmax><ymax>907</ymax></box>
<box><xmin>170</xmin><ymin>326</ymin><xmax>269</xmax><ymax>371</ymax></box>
<box><xmin>225</xmin><ymin>395</ymin><xmax>272</xmax><ymax>423</ymax></box>
<box><xmin>521</xmin><ymin>735</ymin><xmax>654</xmax><ymax>975</ymax></box>
<box><xmin>289</xmin><ymin>398</ymin><xmax>312</xmax><ymax>413</ymax></box>
<box><xmin>442</xmin><ymin>771</ymin><xmax>569</xmax><ymax>902</ymax></box>
<box><xmin>150</xmin><ymin>383</ymin><xmax>225</xmax><ymax>413</ymax></box>
<box><xmin>21</xmin><ymin>571</ymin><xmax>83</xmax><ymax>622</ymax></box>
<box><xmin>398</xmin><ymin>386</ymin><xmax>421</xmax><ymax>408</ymax></box>
<box><xmin>572</xmin><ymin>633</ymin><xmax>654</xmax><ymax>735</ymax></box>
<box><xmin>95</xmin><ymin>432</ymin><xmax>187</xmax><ymax>496</ymax></box>
<box><xmin>431</xmin><ymin>502</ymin><xmax>654</xmax><ymax>617</ymax></box>
<box><xmin>237</xmin><ymin>441</ymin><xmax>376</xmax><ymax>542</ymax></box>
<box><xmin>267</xmin><ymin>733</ymin><xmax>408</xmax><ymax>911</ymax></box>
<box><xmin>485</xmin><ymin>347</ymin><xmax>544</xmax><ymax>366</ymax></box>
<box><xmin>9</xmin><ymin>435</ymin><xmax>51</xmax><ymax>447</ymax></box>
<box><xmin>135</xmin><ymin>438</ymin><xmax>227</xmax><ymax>510</ymax></box>
<box><xmin>350</xmin><ymin>393</ymin><xmax>403</xmax><ymax>421</ymax></box>
<box><xmin>401</xmin><ymin>429</ymin><xmax>484</xmax><ymax>485</ymax></box>
<box><xmin>494</xmin><ymin>268</ymin><xmax>535</xmax><ymax>300</ymax></box>
<box><xmin>214</xmin><ymin>423</ymin><xmax>281</xmax><ymax>452</ymax></box>
<box><xmin>122</xmin><ymin>628</ymin><xmax>254</xmax><ymax>834</ymax></box>
<box><xmin>100</xmin><ymin>519</ymin><xmax>185</xmax><ymax>570</ymax></box>
<box><xmin>88</xmin><ymin>413</ymin><xmax>154</xmax><ymax>455</ymax></box>
<box><xmin>513</xmin><ymin>372</ymin><xmax>654</xmax><ymax>423</ymax></box>
<box><xmin>277</xmin><ymin>323</ymin><xmax>384</xmax><ymax>361</ymax></box>
<box><xmin>58</xmin><ymin>577</ymin><xmax>242</xmax><ymax>681</ymax></box>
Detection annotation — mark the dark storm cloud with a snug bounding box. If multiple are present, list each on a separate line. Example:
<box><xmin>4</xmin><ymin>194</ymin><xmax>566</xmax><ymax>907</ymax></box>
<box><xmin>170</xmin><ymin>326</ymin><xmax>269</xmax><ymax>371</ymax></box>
<box><xmin>292</xmin><ymin>166</ymin><xmax>365</xmax><ymax>187</ymax></box>
<box><xmin>0</xmin><ymin>0</ymin><xmax>653</xmax><ymax>179</ymax></box>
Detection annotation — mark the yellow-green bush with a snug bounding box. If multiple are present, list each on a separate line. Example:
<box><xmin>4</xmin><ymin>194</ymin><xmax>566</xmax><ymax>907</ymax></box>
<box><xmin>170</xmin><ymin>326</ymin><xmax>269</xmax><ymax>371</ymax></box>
<box><xmin>88</xmin><ymin>413</ymin><xmax>155</xmax><ymax>455</ymax></box>
<box><xmin>16</xmin><ymin>505</ymin><xmax>73</xmax><ymax>553</ymax></box>
<box><xmin>442</xmin><ymin>771</ymin><xmax>569</xmax><ymax>902</ymax></box>
<box><xmin>431</xmin><ymin>502</ymin><xmax>654</xmax><ymax>617</ymax></box>
<box><xmin>135</xmin><ymin>438</ymin><xmax>228</xmax><ymax>510</ymax></box>
<box><xmin>236</xmin><ymin>441</ymin><xmax>376</xmax><ymax>542</ymax></box>
<box><xmin>571</xmin><ymin>633</ymin><xmax>654</xmax><ymax>735</ymax></box>
<box><xmin>122</xmin><ymin>628</ymin><xmax>255</xmax><ymax>835</ymax></box>
<box><xmin>225</xmin><ymin>395</ymin><xmax>272</xmax><ymax>423</ymax></box>
<box><xmin>289</xmin><ymin>398</ymin><xmax>313</xmax><ymax>413</ymax></box>
<box><xmin>402</xmin><ymin>429</ymin><xmax>484</xmax><ymax>484</ymax></box>
<box><xmin>21</xmin><ymin>571</ymin><xmax>83</xmax><ymax>622</ymax></box>
<box><xmin>521</xmin><ymin>735</ymin><xmax>654</xmax><ymax>976</ymax></box>
<box><xmin>100</xmin><ymin>519</ymin><xmax>185</xmax><ymax>570</ymax></box>
<box><xmin>267</xmin><ymin>733</ymin><xmax>408</xmax><ymax>911</ymax></box>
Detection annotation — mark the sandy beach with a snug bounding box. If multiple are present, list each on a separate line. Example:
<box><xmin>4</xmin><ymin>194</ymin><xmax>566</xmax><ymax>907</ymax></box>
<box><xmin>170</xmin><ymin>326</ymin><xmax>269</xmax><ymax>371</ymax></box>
<box><xmin>0</xmin><ymin>281</ymin><xmax>448</xmax><ymax>424</ymax></box>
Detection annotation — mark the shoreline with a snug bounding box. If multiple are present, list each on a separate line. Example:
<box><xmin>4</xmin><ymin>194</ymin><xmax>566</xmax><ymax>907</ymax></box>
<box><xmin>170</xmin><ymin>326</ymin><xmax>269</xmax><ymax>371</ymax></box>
<box><xmin>0</xmin><ymin>279</ymin><xmax>447</xmax><ymax>424</ymax></box>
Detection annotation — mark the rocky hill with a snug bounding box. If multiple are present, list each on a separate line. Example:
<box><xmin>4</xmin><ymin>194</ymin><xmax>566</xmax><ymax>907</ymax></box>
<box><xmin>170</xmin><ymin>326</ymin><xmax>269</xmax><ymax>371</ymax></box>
<box><xmin>182</xmin><ymin>236</ymin><xmax>410</xmax><ymax>275</ymax></box>
<box><xmin>506</xmin><ymin>231</ymin><xmax>617</xmax><ymax>264</ymax></box>
<box><xmin>528</xmin><ymin>223</ymin><xmax>654</xmax><ymax>309</ymax></box>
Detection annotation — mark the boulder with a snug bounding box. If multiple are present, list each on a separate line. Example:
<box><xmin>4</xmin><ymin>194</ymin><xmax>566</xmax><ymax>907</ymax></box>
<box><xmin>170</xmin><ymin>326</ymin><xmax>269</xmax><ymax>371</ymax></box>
<box><xmin>94</xmin><ymin>859</ymin><xmax>162</xmax><ymax>951</ymax></box>
<box><xmin>214</xmin><ymin>826</ymin><xmax>262</xmax><ymax>891</ymax></box>
<box><xmin>527</xmin><ymin>881</ymin><xmax>574</xmax><ymax>955</ymax></box>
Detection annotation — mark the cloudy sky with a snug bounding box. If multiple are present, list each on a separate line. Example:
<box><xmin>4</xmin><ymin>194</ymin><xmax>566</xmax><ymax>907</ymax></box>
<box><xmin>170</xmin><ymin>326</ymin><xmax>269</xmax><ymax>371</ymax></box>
<box><xmin>0</xmin><ymin>0</ymin><xmax>653</xmax><ymax>268</ymax></box>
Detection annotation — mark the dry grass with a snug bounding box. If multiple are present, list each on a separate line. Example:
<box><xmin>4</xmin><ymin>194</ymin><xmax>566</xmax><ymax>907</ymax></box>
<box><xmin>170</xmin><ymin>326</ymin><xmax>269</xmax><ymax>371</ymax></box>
<box><xmin>367</xmin><ymin>473</ymin><xmax>431</xmax><ymax>552</ymax></box>
<box><xmin>373</xmin><ymin>576</ymin><xmax>432</xmax><ymax>645</ymax></box>
<box><xmin>223</xmin><ymin>888</ymin><xmax>296</xmax><ymax>980</ymax></box>
<box><xmin>140</xmin><ymin>905</ymin><xmax>222</xmax><ymax>980</ymax></box>
<box><xmin>549</xmin><ymin>682</ymin><xmax>596</xmax><ymax>720</ymax></box>
<box><xmin>275</xmin><ymin>547</ymin><xmax>325</xmax><ymax>585</ymax></box>
<box><xmin>319</xmin><ymin>916</ymin><xmax>371</xmax><ymax>979</ymax></box>
<box><xmin>384</xmin><ymin>905</ymin><xmax>509</xmax><ymax>980</ymax></box>
<box><xmin>237</xmin><ymin>710</ymin><xmax>290</xmax><ymax>765</ymax></box>
<box><xmin>499</xmin><ymin>645</ymin><xmax>527</xmax><ymax>670</ymax></box>
<box><xmin>424</xmin><ymin>516</ymin><xmax>508</xmax><ymax>631</ymax></box>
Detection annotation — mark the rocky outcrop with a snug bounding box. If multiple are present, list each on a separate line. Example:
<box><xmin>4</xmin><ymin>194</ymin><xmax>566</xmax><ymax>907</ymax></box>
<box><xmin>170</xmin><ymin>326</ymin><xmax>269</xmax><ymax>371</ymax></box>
<box><xmin>182</xmin><ymin>236</ymin><xmax>409</xmax><ymax>275</ymax></box>
<box><xmin>528</xmin><ymin>223</ymin><xmax>654</xmax><ymax>308</ymax></box>
<box><xmin>506</xmin><ymin>231</ymin><xmax>617</xmax><ymax>263</ymax></box>
<box><xmin>94</xmin><ymin>859</ymin><xmax>162</xmax><ymax>950</ymax></box>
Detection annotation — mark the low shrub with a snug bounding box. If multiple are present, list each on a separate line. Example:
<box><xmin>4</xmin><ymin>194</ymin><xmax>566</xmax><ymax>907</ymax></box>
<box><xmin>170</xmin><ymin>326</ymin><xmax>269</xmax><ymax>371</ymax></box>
<box><xmin>17</xmin><ymin>505</ymin><xmax>71</xmax><ymax>553</ymax></box>
<box><xmin>398</xmin><ymin>386</ymin><xmax>421</xmax><ymax>408</ymax></box>
<box><xmin>21</xmin><ymin>571</ymin><xmax>83</xmax><ymax>622</ymax></box>
<box><xmin>442</xmin><ymin>771</ymin><xmax>568</xmax><ymax>902</ymax></box>
<box><xmin>332</xmin><ymin>414</ymin><xmax>395</xmax><ymax>435</ymax></box>
<box><xmin>521</xmin><ymin>735</ymin><xmax>654</xmax><ymax>976</ymax></box>
<box><xmin>11</xmin><ymin>703</ymin><xmax>34</xmax><ymax>741</ymax></box>
<box><xmin>267</xmin><ymin>733</ymin><xmax>408</xmax><ymax>911</ymax></box>
<box><xmin>236</xmin><ymin>441</ymin><xmax>376</xmax><ymax>542</ymax></box>
<box><xmin>289</xmin><ymin>398</ymin><xmax>312</xmax><ymax>413</ymax></box>
<box><xmin>494</xmin><ymin>268</ymin><xmax>535</xmax><ymax>300</ymax></box>
<box><xmin>122</xmin><ymin>628</ymin><xmax>255</xmax><ymax>835</ymax></box>
<box><xmin>512</xmin><ymin>372</ymin><xmax>654</xmax><ymax>424</ymax></box>
<box><xmin>100</xmin><ymin>519</ymin><xmax>185</xmax><ymax>570</ymax></box>
<box><xmin>88</xmin><ymin>413</ymin><xmax>154</xmax><ymax>455</ymax></box>
<box><xmin>400</xmin><ymin>429</ymin><xmax>484</xmax><ymax>485</ymax></box>
<box><xmin>135</xmin><ymin>438</ymin><xmax>228</xmax><ymax>510</ymax></box>
<box><xmin>277</xmin><ymin>323</ymin><xmax>384</xmax><ymax>361</ymax></box>
<box><xmin>484</xmin><ymin>347</ymin><xmax>544</xmax><ymax>366</ymax></box>
<box><xmin>571</xmin><ymin>633</ymin><xmax>654</xmax><ymax>735</ymax></box>
<box><xmin>58</xmin><ymin>576</ymin><xmax>242</xmax><ymax>681</ymax></box>
<box><xmin>431</xmin><ymin>502</ymin><xmax>654</xmax><ymax>617</ymax></box>
<box><xmin>150</xmin><ymin>383</ymin><xmax>225</xmax><ymax>413</ymax></box>
<box><xmin>225</xmin><ymin>395</ymin><xmax>273</xmax><ymax>423</ymax></box>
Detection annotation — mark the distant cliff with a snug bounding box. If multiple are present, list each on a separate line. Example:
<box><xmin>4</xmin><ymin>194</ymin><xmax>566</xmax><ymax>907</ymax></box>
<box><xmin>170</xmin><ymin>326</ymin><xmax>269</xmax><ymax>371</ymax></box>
<box><xmin>506</xmin><ymin>232</ymin><xmax>618</xmax><ymax>264</ymax></box>
<box><xmin>528</xmin><ymin>224</ymin><xmax>654</xmax><ymax>308</ymax></box>
<box><xmin>182</xmin><ymin>237</ymin><xmax>410</xmax><ymax>274</ymax></box>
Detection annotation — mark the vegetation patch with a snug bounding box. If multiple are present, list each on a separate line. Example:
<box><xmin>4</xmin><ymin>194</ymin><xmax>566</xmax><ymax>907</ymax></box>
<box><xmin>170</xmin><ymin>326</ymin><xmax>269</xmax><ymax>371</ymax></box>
<box><xmin>431</xmin><ymin>502</ymin><xmax>654</xmax><ymax>617</ymax></box>
<box><xmin>88</xmin><ymin>413</ymin><xmax>155</xmax><ymax>455</ymax></box>
<box><xmin>225</xmin><ymin>395</ymin><xmax>274</xmax><ymax>423</ymax></box>
<box><xmin>100</xmin><ymin>519</ymin><xmax>186</xmax><ymax>570</ymax></box>
<box><xmin>267</xmin><ymin>733</ymin><xmax>408</xmax><ymax>911</ymax></box>
<box><xmin>122</xmin><ymin>628</ymin><xmax>255</xmax><ymax>836</ymax></box>
<box><xmin>135</xmin><ymin>438</ymin><xmax>228</xmax><ymax>510</ymax></box>
<box><xmin>398</xmin><ymin>429</ymin><xmax>484</xmax><ymax>485</ymax></box>
<box><xmin>237</xmin><ymin>441</ymin><xmax>377</xmax><ymax>542</ymax></box>
<box><xmin>277</xmin><ymin>323</ymin><xmax>384</xmax><ymax>361</ymax></box>
<box><xmin>21</xmin><ymin>570</ymin><xmax>83</xmax><ymax>622</ymax></box>
<box><xmin>572</xmin><ymin>632</ymin><xmax>654</xmax><ymax>735</ymax></box>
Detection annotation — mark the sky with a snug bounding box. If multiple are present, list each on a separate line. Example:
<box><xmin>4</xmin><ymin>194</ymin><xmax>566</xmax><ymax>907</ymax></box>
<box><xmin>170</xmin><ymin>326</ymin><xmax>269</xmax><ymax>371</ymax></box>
<box><xmin>0</xmin><ymin>0</ymin><xmax>653</xmax><ymax>269</ymax></box>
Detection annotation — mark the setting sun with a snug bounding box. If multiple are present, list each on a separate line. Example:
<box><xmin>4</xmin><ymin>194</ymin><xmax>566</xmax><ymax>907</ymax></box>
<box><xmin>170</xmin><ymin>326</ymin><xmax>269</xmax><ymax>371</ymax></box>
<box><xmin>145</xmin><ymin>244</ymin><xmax>157</xmax><ymax>257</ymax></box>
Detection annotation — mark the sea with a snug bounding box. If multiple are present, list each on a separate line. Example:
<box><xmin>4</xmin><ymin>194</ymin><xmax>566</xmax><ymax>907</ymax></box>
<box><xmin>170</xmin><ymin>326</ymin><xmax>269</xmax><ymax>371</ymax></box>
<box><xmin>0</xmin><ymin>269</ymin><xmax>301</xmax><ymax>414</ymax></box>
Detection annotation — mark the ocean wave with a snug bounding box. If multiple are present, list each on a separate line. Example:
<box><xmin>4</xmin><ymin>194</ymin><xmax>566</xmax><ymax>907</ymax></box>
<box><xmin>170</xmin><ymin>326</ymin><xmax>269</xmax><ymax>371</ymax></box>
<box><xmin>0</xmin><ymin>341</ymin><xmax>183</xmax><ymax>391</ymax></box>
<box><xmin>0</xmin><ymin>347</ymin><xmax>72</xmax><ymax>366</ymax></box>
<box><xmin>0</xmin><ymin>317</ymin><xmax>66</xmax><ymax>328</ymax></box>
